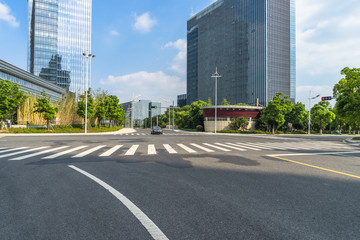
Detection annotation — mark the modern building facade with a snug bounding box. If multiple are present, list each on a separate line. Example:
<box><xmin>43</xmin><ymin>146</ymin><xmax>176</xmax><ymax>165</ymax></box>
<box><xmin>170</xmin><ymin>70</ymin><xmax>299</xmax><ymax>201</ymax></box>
<box><xmin>187</xmin><ymin>0</ymin><xmax>296</xmax><ymax>106</ymax></box>
<box><xmin>0</xmin><ymin>59</ymin><xmax>64</xmax><ymax>101</ymax></box>
<box><xmin>121</xmin><ymin>100</ymin><xmax>161</xmax><ymax>125</ymax></box>
<box><xmin>177</xmin><ymin>94</ymin><xmax>187</xmax><ymax>108</ymax></box>
<box><xmin>27</xmin><ymin>0</ymin><xmax>92</xmax><ymax>93</ymax></box>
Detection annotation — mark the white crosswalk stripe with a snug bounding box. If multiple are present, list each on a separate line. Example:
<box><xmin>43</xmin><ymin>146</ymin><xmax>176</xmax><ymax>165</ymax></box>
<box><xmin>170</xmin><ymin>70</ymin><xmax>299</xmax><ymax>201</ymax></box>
<box><xmin>9</xmin><ymin>146</ymin><xmax>69</xmax><ymax>161</ymax></box>
<box><xmin>203</xmin><ymin>143</ymin><xmax>231</xmax><ymax>152</ymax></box>
<box><xmin>72</xmin><ymin>145</ymin><xmax>106</xmax><ymax>158</ymax></box>
<box><xmin>214</xmin><ymin>143</ymin><xmax>246</xmax><ymax>151</ymax></box>
<box><xmin>0</xmin><ymin>146</ymin><xmax>49</xmax><ymax>159</ymax></box>
<box><xmin>142</xmin><ymin>133</ymin><xmax>146</xmax><ymax>135</ymax></box>
<box><xmin>163</xmin><ymin>144</ymin><xmax>177</xmax><ymax>154</ymax></box>
<box><xmin>245</xmin><ymin>143</ymin><xmax>274</xmax><ymax>150</ymax></box>
<box><xmin>125</xmin><ymin>145</ymin><xmax>139</xmax><ymax>156</ymax></box>
<box><xmin>227</xmin><ymin>143</ymin><xmax>261</xmax><ymax>151</ymax></box>
<box><xmin>0</xmin><ymin>147</ymin><xmax>29</xmax><ymax>154</ymax></box>
<box><xmin>148</xmin><ymin>144</ymin><xmax>157</xmax><ymax>155</ymax></box>
<box><xmin>99</xmin><ymin>145</ymin><xmax>123</xmax><ymax>157</ymax></box>
<box><xmin>190</xmin><ymin>143</ymin><xmax>214</xmax><ymax>152</ymax></box>
<box><xmin>177</xmin><ymin>144</ymin><xmax>197</xmax><ymax>153</ymax></box>
<box><xmin>42</xmin><ymin>146</ymin><xmax>88</xmax><ymax>159</ymax></box>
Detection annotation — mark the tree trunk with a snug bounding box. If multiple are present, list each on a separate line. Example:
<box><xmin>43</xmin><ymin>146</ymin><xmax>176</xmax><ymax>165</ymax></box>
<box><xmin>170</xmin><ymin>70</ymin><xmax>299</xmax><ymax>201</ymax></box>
<box><xmin>320</xmin><ymin>122</ymin><xmax>322</xmax><ymax>134</ymax></box>
<box><xmin>0</xmin><ymin>119</ymin><xmax>3</xmax><ymax>130</ymax></box>
<box><xmin>272</xmin><ymin>124</ymin><xmax>275</xmax><ymax>134</ymax></box>
<box><xmin>47</xmin><ymin>120</ymin><xmax>50</xmax><ymax>130</ymax></box>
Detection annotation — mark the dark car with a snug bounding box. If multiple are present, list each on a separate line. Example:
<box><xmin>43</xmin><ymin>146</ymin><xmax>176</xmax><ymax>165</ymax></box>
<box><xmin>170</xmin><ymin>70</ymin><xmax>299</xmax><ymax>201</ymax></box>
<box><xmin>151</xmin><ymin>126</ymin><xmax>163</xmax><ymax>135</ymax></box>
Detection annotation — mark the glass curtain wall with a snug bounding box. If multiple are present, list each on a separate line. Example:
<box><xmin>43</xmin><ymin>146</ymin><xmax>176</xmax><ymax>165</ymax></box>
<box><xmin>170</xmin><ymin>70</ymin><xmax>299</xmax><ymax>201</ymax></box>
<box><xmin>28</xmin><ymin>0</ymin><xmax>92</xmax><ymax>93</ymax></box>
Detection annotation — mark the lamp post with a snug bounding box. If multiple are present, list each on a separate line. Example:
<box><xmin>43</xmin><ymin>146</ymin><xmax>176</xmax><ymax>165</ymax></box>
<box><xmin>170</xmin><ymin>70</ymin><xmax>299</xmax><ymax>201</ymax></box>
<box><xmin>162</xmin><ymin>98</ymin><xmax>171</xmax><ymax>129</ymax></box>
<box><xmin>308</xmin><ymin>93</ymin><xmax>320</xmax><ymax>135</ymax></box>
<box><xmin>211</xmin><ymin>67</ymin><xmax>222</xmax><ymax>134</ymax></box>
<box><xmin>82</xmin><ymin>52</ymin><xmax>95</xmax><ymax>134</ymax></box>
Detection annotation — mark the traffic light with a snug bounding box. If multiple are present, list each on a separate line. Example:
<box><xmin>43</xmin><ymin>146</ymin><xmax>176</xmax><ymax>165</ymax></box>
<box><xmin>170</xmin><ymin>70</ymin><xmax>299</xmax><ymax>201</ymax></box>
<box><xmin>152</xmin><ymin>105</ymin><xmax>157</xmax><ymax>109</ymax></box>
<box><xmin>149</xmin><ymin>102</ymin><xmax>157</xmax><ymax>109</ymax></box>
<box><xmin>321</xmin><ymin>96</ymin><xmax>332</xmax><ymax>101</ymax></box>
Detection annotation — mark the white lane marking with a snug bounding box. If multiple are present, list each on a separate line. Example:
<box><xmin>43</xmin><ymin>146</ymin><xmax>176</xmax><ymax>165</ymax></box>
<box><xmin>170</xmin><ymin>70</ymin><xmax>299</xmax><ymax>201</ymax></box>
<box><xmin>190</xmin><ymin>143</ymin><xmax>214</xmax><ymax>152</ymax></box>
<box><xmin>214</xmin><ymin>143</ymin><xmax>246</xmax><ymax>151</ymax></box>
<box><xmin>99</xmin><ymin>145</ymin><xmax>123</xmax><ymax>157</ymax></box>
<box><xmin>42</xmin><ymin>146</ymin><xmax>88</xmax><ymax>159</ymax></box>
<box><xmin>72</xmin><ymin>145</ymin><xmax>106</xmax><ymax>158</ymax></box>
<box><xmin>0</xmin><ymin>147</ymin><xmax>29</xmax><ymax>154</ymax></box>
<box><xmin>9</xmin><ymin>146</ymin><xmax>69</xmax><ymax>161</ymax></box>
<box><xmin>0</xmin><ymin>147</ymin><xmax>7</xmax><ymax>150</ymax></box>
<box><xmin>68</xmin><ymin>165</ymin><xmax>169</xmax><ymax>240</ymax></box>
<box><xmin>177</xmin><ymin>144</ymin><xmax>197</xmax><ymax>153</ymax></box>
<box><xmin>163</xmin><ymin>144</ymin><xmax>177</xmax><ymax>154</ymax></box>
<box><xmin>0</xmin><ymin>146</ymin><xmax>49</xmax><ymax>159</ymax></box>
<box><xmin>268</xmin><ymin>151</ymin><xmax>360</xmax><ymax>157</ymax></box>
<box><xmin>131</xmin><ymin>134</ymin><xmax>134</xmax><ymax>136</ymax></box>
<box><xmin>125</xmin><ymin>145</ymin><xmax>139</xmax><ymax>156</ymax></box>
<box><xmin>202</xmin><ymin>143</ymin><xmax>231</xmax><ymax>152</ymax></box>
<box><xmin>142</xmin><ymin>133</ymin><xmax>146</xmax><ymax>135</ymax></box>
<box><xmin>148</xmin><ymin>144</ymin><xmax>157</xmax><ymax>155</ymax></box>
<box><xmin>255</xmin><ymin>143</ymin><xmax>288</xmax><ymax>150</ymax></box>
<box><xmin>226</xmin><ymin>143</ymin><xmax>261</xmax><ymax>151</ymax></box>
<box><xmin>245</xmin><ymin>143</ymin><xmax>274</xmax><ymax>150</ymax></box>
<box><xmin>125</xmin><ymin>134</ymin><xmax>129</xmax><ymax>136</ymax></box>
<box><xmin>137</xmin><ymin>133</ymin><xmax>140</xmax><ymax>136</ymax></box>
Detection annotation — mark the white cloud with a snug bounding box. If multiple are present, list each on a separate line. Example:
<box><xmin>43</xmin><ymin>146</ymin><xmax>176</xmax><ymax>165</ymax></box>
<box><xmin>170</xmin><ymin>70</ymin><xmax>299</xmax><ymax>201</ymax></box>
<box><xmin>133</xmin><ymin>12</ymin><xmax>157</xmax><ymax>33</ymax></box>
<box><xmin>0</xmin><ymin>2</ymin><xmax>19</xmax><ymax>27</ymax></box>
<box><xmin>100</xmin><ymin>71</ymin><xmax>185</xmax><ymax>105</ymax></box>
<box><xmin>296</xmin><ymin>0</ymin><xmax>360</xmax><ymax>103</ymax></box>
<box><xmin>110</xmin><ymin>30</ymin><xmax>119</xmax><ymax>36</ymax></box>
<box><xmin>164</xmin><ymin>39</ymin><xmax>187</xmax><ymax>75</ymax></box>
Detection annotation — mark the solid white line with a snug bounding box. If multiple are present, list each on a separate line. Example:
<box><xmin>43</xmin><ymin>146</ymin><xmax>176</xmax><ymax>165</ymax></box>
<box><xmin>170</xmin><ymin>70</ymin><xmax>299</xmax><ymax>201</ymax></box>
<box><xmin>42</xmin><ymin>146</ymin><xmax>88</xmax><ymax>159</ymax></box>
<box><xmin>163</xmin><ymin>144</ymin><xmax>177</xmax><ymax>154</ymax></box>
<box><xmin>190</xmin><ymin>143</ymin><xmax>214</xmax><ymax>152</ymax></box>
<box><xmin>68</xmin><ymin>165</ymin><xmax>169</xmax><ymax>240</ymax></box>
<box><xmin>203</xmin><ymin>143</ymin><xmax>231</xmax><ymax>152</ymax></box>
<box><xmin>0</xmin><ymin>147</ymin><xmax>29</xmax><ymax>154</ymax></box>
<box><xmin>268</xmin><ymin>151</ymin><xmax>360</xmax><ymax>157</ymax></box>
<box><xmin>9</xmin><ymin>146</ymin><xmax>69</xmax><ymax>161</ymax></box>
<box><xmin>0</xmin><ymin>146</ymin><xmax>49</xmax><ymax>159</ymax></box>
<box><xmin>125</xmin><ymin>145</ymin><xmax>139</xmax><ymax>156</ymax></box>
<box><xmin>148</xmin><ymin>144</ymin><xmax>157</xmax><ymax>155</ymax></box>
<box><xmin>99</xmin><ymin>145</ymin><xmax>123</xmax><ymax>157</ymax></box>
<box><xmin>226</xmin><ymin>143</ymin><xmax>260</xmax><ymax>151</ymax></box>
<box><xmin>214</xmin><ymin>143</ymin><xmax>246</xmax><ymax>151</ymax></box>
<box><xmin>72</xmin><ymin>145</ymin><xmax>106</xmax><ymax>158</ymax></box>
<box><xmin>177</xmin><ymin>144</ymin><xmax>196</xmax><ymax>153</ymax></box>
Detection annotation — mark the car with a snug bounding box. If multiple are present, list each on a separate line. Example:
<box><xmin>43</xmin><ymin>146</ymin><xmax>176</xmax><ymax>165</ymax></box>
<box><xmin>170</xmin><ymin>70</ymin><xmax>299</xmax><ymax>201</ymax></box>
<box><xmin>151</xmin><ymin>126</ymin><xmax>163</xmax><ymax>135</ymax></box>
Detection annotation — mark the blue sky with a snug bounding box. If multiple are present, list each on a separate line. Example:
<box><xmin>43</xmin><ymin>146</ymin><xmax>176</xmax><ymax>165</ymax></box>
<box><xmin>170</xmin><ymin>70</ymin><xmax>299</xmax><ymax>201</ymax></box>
<box><xmin>0</xmin><ymin>0</ymin><xmax>359</xmax><ymax>109</ymax></box>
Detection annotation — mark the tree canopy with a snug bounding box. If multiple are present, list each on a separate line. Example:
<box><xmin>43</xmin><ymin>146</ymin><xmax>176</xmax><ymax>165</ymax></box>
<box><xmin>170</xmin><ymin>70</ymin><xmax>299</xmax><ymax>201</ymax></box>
<box><xmin>33</xmin><ymin>92</ymin><xmax>57</xmax><ymax>130</ymax></box>
<box><xmin>311</xmin><ymin>101</ymin><xmax>335</xmax><ymax>134</ymax></box>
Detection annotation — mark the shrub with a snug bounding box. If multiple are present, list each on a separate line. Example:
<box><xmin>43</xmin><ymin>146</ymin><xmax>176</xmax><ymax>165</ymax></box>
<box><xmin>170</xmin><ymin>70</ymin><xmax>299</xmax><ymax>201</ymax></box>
<box><xmin>196</xmin><ymin>125</ymin><xmax>204</xmax><ymax>132</ymax></box>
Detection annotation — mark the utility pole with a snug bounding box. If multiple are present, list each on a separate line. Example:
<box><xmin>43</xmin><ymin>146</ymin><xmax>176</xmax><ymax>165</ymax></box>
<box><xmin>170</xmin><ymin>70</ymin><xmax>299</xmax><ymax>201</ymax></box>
<box><xmin>211</xmin><ymin>67</ymin><xmax>222</xmax><ymax>134</ymax></box>
<box><xmin>82</xmin><ymin>52</ymin><xmax>95</xmax><ymax>134</ymax></box>
<box><xmin>308</xmin><ymin>92</ymin><xmax>320</xmax><ymax>135</ymax></box>
<box><xmin>172</xmin><ymin>100</ymin><xmax>175</xmax><ymax>130</ymax></box>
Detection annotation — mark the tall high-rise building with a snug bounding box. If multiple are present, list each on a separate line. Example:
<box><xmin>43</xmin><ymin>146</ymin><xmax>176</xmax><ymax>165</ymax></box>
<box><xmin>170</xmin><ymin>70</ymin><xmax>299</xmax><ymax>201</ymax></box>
<box><xmin>27</xmin><ymin>0</ymin><xmax>92</xmax><ymax>93</ymax></box>
<box><xmin>187</xmin><ymin>0</ymin><xmax>296</xmax><ymax>106</ymax></box>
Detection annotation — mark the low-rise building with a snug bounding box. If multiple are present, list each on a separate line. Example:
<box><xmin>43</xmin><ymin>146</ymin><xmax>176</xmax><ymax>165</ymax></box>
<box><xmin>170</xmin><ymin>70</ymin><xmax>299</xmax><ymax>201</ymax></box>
<box><xmin>201</xmin><ymin>105</ymin><xmax>264</xmax><ymax>132</ymax></box>
<box><xmin>0</xmin><ymin>59</ymin><xmax>64</xmax><ymax>101</ymax></box>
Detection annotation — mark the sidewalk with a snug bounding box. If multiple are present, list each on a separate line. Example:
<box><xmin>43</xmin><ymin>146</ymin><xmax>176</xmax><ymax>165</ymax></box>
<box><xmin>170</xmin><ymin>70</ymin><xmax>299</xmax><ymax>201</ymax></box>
<box><xmin>0</xmin><ymin>128</ymin><xmax>136</xmax><ymax>137</ymax></box>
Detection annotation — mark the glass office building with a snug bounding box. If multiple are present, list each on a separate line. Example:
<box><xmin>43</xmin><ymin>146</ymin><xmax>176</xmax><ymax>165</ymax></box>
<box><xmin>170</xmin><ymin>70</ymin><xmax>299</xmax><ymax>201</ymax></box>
<box><xmin>187</xmin><ymin>0</ymin><xmax>296</xmax><ymax>106</ymax></box>
<box><xmin>27</xmin><ymin>0</ymin><xmax>92</xmax><ymax>93</ymax></box>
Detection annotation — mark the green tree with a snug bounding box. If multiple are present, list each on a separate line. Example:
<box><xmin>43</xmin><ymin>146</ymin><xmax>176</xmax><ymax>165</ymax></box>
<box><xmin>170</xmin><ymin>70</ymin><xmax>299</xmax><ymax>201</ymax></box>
<box><xmin>95</xmin><ymin>98</ymin><xmax>107</xmax><ymax>128</ymax></box>
<box><xmin>0</xmin><ymin>79</ymin><xmax>25</xmax><ymax>129</ymax></box>
<box><xmin>229</xmin><ymin>117</ymin><xmax>249</xmax><ymax>131</ymax></box>
<box><xmin>285</xmin><ymin>102</ymin><xmax>308</xmax><ymax>131</ymax></box>
<box><xmin>77</xmin><ymin>90</ymin><xmax>95</xmax><ymax>126</ymax></box>
<box><xmin>311</xmin><ymin>101</ymin><xmax>336</xmax><ymax>134</ymax></box>
<box><xmin>333</xmin><ymin>67</ymin><xmax>360</xmax><ymax>129</ymax></box>
<box><xmin>188</xmin><ymin>100</ymin><xmax>208</xmax><ymax>129</ymax></box>
<box><xmin>207</xmin><ymin>97</ymin><xmax>212</xmax><ymax>106</ymax></box>
<box><xmin>33</xmin><ymin>92</ymin><xmax>57</xmax><ymax>130</ymax></box>
<box><xmin>221</xmin><ymin>98</ymin><xmax>231</xmax><ymax>105</ymax></box>
<box><xmin>260</xmin><ymin>92</ymin><xmax>292</xmax><ymax>134</ymax></box>
<box><xmin>105</xmin><ymin>95</ymin><xmax>124</xmax><ymax>127</ymax></box>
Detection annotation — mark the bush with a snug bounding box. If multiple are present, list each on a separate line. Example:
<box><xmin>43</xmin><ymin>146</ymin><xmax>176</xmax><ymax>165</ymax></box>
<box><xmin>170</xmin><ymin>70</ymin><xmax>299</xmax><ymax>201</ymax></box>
<box><xmin>353</xmin><ymin>137</ymin><xmax>360</xmax><ymax>140</ymax></box>
<box><xmin>196</xmin><ymin>125</ymin><xmax>204</xmax><ymax>132</ymax></box>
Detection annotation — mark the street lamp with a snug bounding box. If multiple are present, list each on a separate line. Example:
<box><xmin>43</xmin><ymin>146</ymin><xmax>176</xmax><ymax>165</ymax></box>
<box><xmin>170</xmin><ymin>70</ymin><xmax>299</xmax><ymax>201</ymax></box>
<box><xmin>82</xmin><ymin>52</ymin><xmax>95</xmax><ymax>134</ymax></box>
<box><xmin>211</xmin><ymin>67</ymin><xmax>222</xmax><ymax>134</ymax></box>
<box><xmin>161</xmin><ymin>98</ymin><xmax>171</xmax><ymax>130</ymax></box>
<box><xmin>308</xmin><ymin>93</ymin><xmax>320</xmax><ymax>135</ymax></box>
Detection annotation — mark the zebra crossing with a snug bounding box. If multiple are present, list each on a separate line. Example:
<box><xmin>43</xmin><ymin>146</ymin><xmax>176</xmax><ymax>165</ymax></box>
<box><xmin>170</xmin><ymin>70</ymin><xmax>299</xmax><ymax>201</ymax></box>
<box><xmin>1</xmin><ymin>141</ymin><xmax>356</xmax><ymax>161</ymax></box>
<box><xmin>114</xmin><ymin>133</ymin><xmax>198</xmax><ymax>136</ymax></box>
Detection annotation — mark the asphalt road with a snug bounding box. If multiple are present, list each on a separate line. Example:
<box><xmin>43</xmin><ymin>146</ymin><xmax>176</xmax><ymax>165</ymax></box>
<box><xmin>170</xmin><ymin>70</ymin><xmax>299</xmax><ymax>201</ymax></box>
<box><xmin>1</xmin><ymin>130</ymin><xmax>360</xmax><ymax>240</ymax></box>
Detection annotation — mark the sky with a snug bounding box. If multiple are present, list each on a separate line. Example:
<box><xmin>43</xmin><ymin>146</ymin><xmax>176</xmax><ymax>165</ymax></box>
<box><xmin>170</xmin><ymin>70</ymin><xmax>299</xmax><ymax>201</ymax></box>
<box><xmin>0</xmin><ymin>0</ymin><xmax>359</xmax><ymax>109</ymax></box>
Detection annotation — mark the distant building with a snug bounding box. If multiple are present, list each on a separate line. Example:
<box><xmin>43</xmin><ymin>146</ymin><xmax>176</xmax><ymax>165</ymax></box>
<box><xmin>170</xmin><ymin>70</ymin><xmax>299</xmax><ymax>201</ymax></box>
<box><xmin>121</xmin><ymin>100</ymin><xmax>161</xmax><ymax>125</ymax></box>
<box><xmin>0</xmin><ymin>59</ymin><xmax>64</xmax><ymax>101</ymax></box>
<box><xmin>27</xmin><ymin>0</ymin><xmax>92</xmax><ymax>93</ymax></box>
<box><xmin>187</xmin><ymin>0</ymin><xmax>296</xmax><ymax>106</ymax></box>
<box><xmin>177</xmin><ymin>94</ymin><xmax>187</xmax><ymax>108</ymax></box>
<box><xmin>201</xmin><ymin>105</ymin><xmax>264</xmax><ymax>132</ymax></box>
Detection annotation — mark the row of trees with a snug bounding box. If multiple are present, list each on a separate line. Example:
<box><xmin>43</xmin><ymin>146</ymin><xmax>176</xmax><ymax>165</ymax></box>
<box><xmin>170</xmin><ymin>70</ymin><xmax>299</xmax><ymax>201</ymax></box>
<box><xmin>0</xmin><ymin>78</ymin><xmax>125</xmax><ymax>130</ymax></box>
